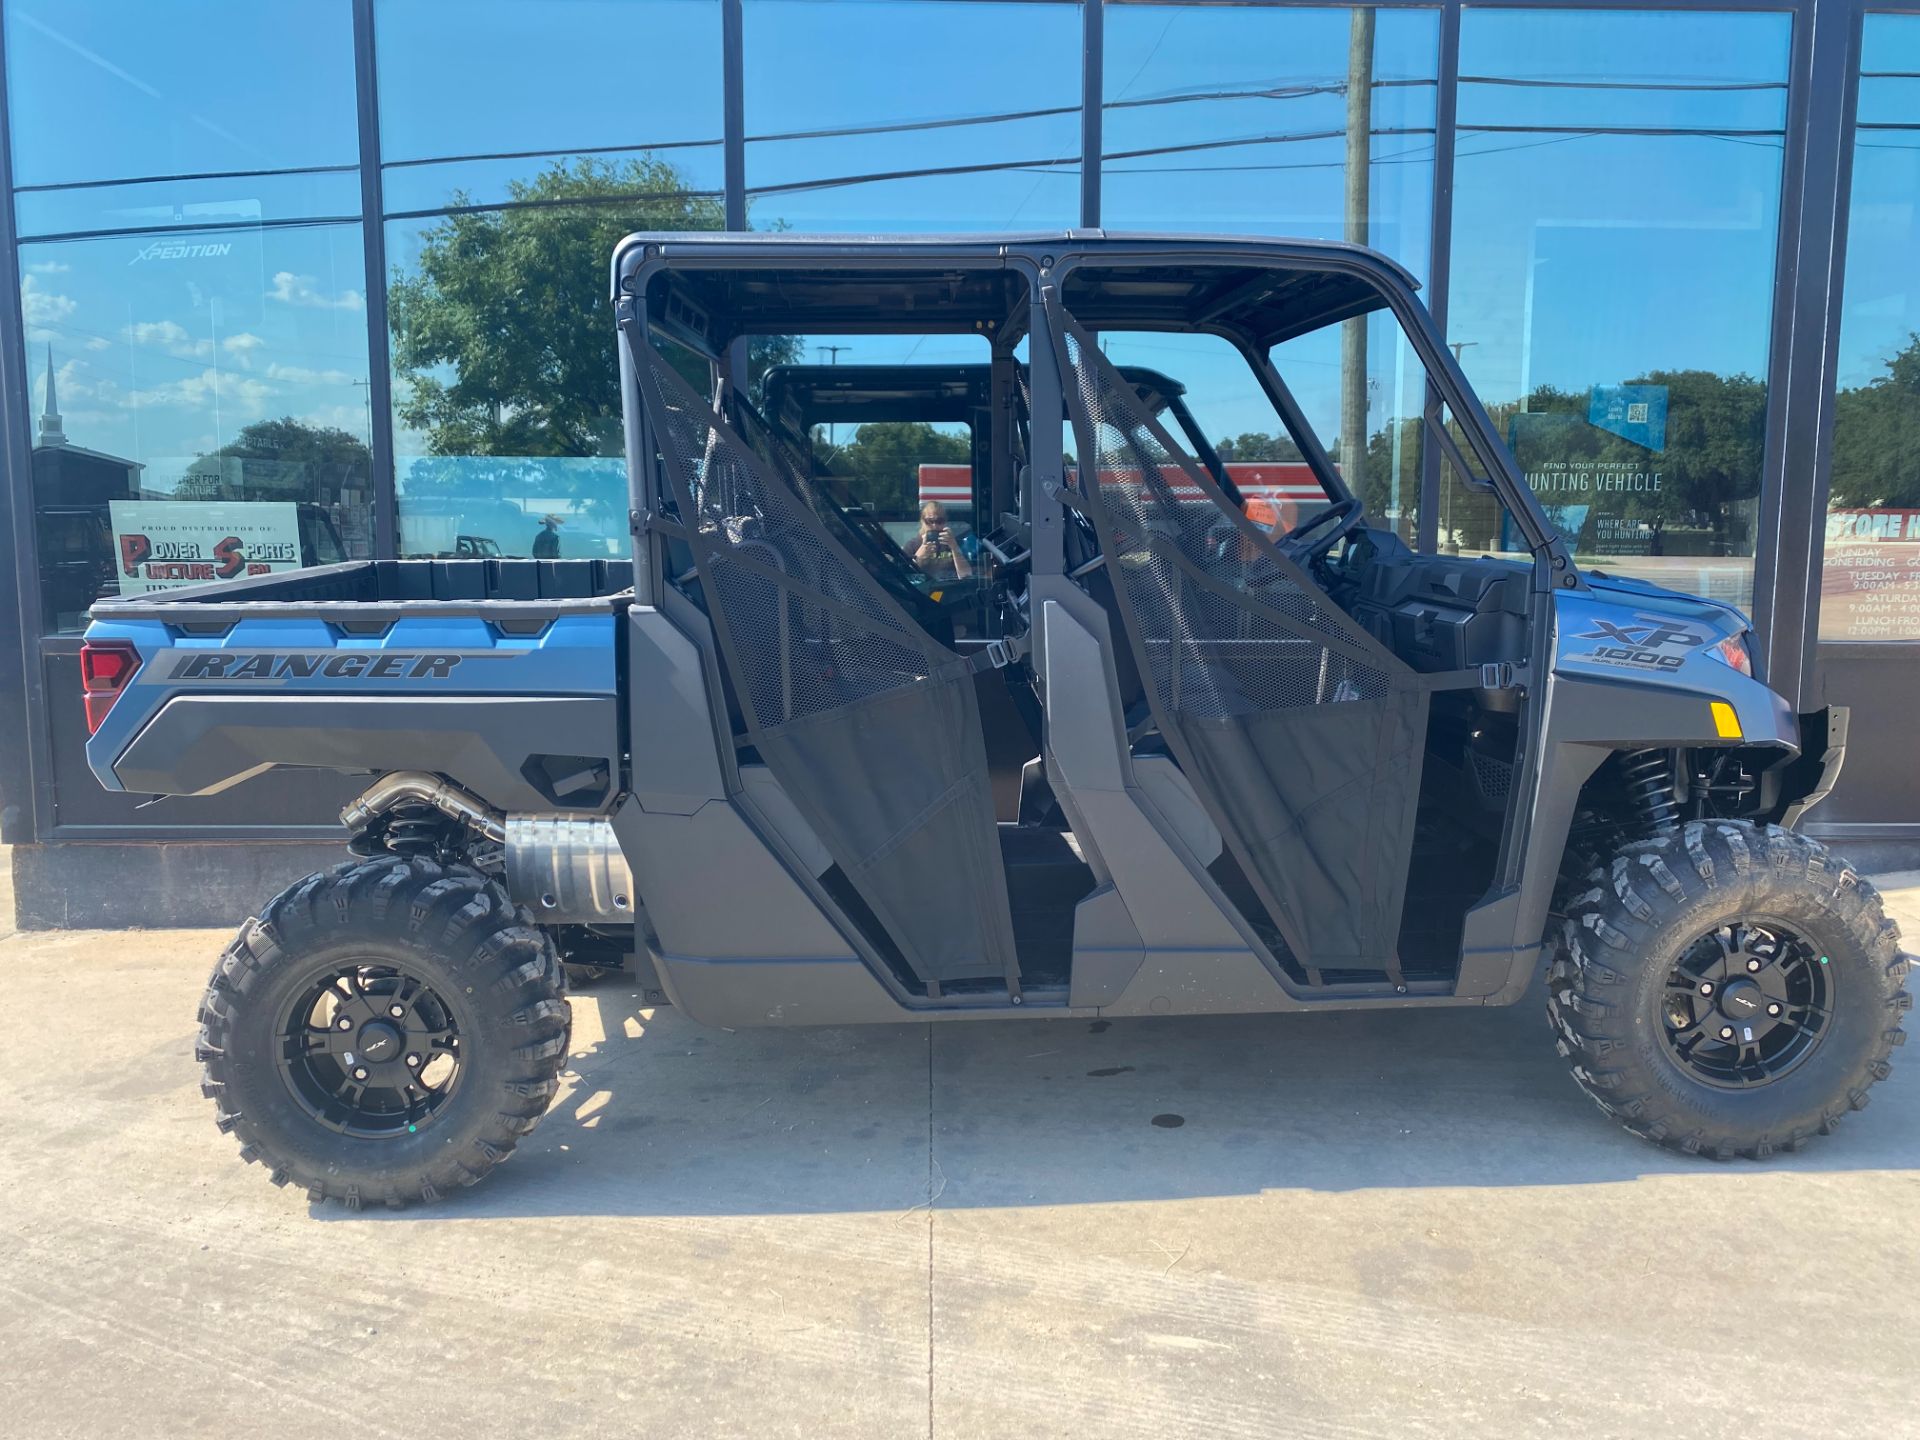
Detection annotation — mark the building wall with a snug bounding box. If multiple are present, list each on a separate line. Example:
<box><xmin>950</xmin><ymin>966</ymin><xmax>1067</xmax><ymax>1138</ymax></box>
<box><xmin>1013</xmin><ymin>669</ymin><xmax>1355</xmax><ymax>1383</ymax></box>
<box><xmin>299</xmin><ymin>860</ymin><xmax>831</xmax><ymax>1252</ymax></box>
<box><xmin>1</xmin><ymin>0</ymin><xmax>1916</xmax><ymax>921</ymax></box>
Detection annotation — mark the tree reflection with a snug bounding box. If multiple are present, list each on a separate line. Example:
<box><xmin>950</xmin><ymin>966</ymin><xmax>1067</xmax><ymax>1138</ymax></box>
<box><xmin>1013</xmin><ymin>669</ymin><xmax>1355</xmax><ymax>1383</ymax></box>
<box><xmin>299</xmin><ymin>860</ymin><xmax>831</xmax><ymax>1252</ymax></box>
<box><xmin>1833</xmin><ymin>333</ymin><xmax>1920</xmax><ymax>510</ymax></box>
<box><xmin>390</xmin><ymin>156</ymin><xmax>729</xmax><ymax>460</ymax></box>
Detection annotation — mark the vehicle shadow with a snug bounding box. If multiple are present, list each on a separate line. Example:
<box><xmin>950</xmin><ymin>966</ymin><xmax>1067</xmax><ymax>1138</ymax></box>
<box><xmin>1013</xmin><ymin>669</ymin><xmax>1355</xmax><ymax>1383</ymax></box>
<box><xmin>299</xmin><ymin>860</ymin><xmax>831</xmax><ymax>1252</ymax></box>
<box><xmin>326</xmin><ymin>971</ymin><xmax>1920</xmax><ymax>1222</ymax></box>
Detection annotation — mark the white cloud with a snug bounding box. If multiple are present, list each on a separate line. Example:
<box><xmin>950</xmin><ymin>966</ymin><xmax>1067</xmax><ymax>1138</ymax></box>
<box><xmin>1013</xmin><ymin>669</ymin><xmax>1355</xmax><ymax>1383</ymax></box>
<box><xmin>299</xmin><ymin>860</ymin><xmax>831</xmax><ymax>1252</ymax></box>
<box><xmin>221</xmin><ymin>331</ymin><xmax>266</xmax><ymax>367</ymax></box>
<box><xmin>21</xmin><ymin>273</ymin><xmax>76</xmax><ymax>341</ymax></box>
<box><xmin>123</xmin><ymin>318</ymin><xmax>214</xmax><ymax>359</ymax></box>
<box><xmin>266</xmin><ymin>361</ymin><xmax>358</xmax><ymax>387</ymax></box>
<box><xmin>296</xmin><ymin>402</ymin><xmax>372</xmax><ymax>434</ymax></box>
<box><xmin>27</xmin><ymin>259</ymin><xmax>70</xmax><ymax>275</ymax></box>
<box><xmin>125</xmin><ymin>319</ymin><xmax>186</xmax><ymax>345</ymax></box>
<box><xmin>268</xmin><ymin>271</ymin><xmax>364</xmax><ymax>312</ymax></box>
<box><xmin>128</xmin><ymin>366</ymin><xmax>273</xmax><ymax>417</ymax></box>
<box><xmin>46</xmin><ymin>363</ymin><xmax>127</xmax><ymax>424</ymax></box>
<box><xmin>83</xmin><ymin>336</ymin><xmax>110</xmax><ymax>351</ymax></box>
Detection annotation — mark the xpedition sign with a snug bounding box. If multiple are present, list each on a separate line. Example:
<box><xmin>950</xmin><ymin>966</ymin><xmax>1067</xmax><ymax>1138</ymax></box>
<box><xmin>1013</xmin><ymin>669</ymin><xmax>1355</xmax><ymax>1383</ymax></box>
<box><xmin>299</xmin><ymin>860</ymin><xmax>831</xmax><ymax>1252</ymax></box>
<box><xmin>109</xmin><ymin>500</ymin><xmax>304</xmax><ymax>594</ymax></box>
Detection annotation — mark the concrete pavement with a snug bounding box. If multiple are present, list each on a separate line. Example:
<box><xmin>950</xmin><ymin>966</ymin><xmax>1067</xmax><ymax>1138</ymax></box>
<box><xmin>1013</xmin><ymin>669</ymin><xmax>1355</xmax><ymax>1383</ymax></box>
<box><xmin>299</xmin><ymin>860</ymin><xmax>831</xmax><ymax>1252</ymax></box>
<box><xmin>0</xmin><ymin>883</ymin><xmax>1915</xmax><ymax>1439</ymax></box>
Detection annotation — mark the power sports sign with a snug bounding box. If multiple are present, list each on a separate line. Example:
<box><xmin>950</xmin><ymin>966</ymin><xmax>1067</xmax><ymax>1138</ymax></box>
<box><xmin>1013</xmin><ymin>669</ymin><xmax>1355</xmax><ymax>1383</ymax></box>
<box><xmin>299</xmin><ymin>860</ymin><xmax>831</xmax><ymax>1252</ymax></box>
<box><xmin>110</xmin><ymin>500</ymin><xmax>304</xmax><ymax>594</ymax></box>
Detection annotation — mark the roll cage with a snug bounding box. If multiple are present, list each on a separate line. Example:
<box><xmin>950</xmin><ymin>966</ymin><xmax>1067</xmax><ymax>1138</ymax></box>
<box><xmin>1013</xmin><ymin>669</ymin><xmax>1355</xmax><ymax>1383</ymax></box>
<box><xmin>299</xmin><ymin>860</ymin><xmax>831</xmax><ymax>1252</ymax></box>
<box><xmin>612</xmin><ymin>231</ymin><xmax>1578</xmax><ymax>596</ymax></box>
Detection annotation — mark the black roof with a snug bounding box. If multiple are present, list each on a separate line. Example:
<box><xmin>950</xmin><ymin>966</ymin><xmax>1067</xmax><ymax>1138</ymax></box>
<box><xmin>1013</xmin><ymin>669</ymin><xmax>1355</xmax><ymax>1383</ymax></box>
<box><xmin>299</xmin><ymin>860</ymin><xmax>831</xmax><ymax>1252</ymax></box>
<box><xmin>617</xmin><ymin>231</ymin><xmax>1418</xmax><ymax>350</ymax></box>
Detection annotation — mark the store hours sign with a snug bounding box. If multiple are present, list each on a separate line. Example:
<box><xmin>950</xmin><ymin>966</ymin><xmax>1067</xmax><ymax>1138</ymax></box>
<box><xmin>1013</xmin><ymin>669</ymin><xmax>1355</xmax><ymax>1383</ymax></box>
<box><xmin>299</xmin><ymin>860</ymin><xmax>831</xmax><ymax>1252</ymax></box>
<box><xmin>109</xmin><ymin>500</ymin><xmax>304</xmax><ymax>594</ymax></box>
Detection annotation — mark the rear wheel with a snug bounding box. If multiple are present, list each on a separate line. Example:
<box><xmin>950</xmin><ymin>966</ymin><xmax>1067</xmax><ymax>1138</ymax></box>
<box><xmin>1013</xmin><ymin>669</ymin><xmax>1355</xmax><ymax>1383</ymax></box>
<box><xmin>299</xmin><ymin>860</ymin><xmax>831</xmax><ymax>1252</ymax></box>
<box><xmin>197</xmin><ymin>855</ymin><xmax>570</xmax><ymax>1208</ymax></box>
<box><xmin>1549</xmin><ymin>820</ymin><xmax>1910</xmax><ymax>1158</ymax></box>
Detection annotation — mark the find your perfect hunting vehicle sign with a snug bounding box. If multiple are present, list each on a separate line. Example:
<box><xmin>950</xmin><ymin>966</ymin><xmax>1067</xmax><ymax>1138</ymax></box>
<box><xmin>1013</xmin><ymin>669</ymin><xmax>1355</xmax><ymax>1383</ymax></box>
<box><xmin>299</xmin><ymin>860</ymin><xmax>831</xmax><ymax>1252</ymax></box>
<box><xmin>110</xmin><ymin>500</ymin><xmax>303</xmax><ymax>594</ymax></box>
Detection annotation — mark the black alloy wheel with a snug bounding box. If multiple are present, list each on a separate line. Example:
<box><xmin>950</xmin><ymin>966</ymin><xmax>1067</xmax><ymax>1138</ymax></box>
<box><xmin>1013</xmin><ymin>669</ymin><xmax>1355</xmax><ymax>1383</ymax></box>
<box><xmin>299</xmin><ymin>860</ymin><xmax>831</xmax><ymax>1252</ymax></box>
<box><xmin>1548</xmin><ymin>820</ymin><xmax>1910</xmax><ymax>1160</ymax></box>
<box><xmin>279</xmin><ymin>964</ymin><xmax>464</xmax><ymax>1138</ymax></box>
<box><xmin>199</xmin><ymin>854</ymin><xmax>570</xmax><ymax>1208</ymax></box>
<box><xmin>1657</xmin><ymin>920</ymin><xmax>1832</xmax><ymax>1089</ymax></box>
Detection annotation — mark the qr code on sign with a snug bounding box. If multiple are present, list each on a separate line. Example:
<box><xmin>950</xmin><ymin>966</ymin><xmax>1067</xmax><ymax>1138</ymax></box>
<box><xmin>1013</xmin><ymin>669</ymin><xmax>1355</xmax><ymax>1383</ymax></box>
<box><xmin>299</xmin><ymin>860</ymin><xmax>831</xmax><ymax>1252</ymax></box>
<box><xmin>1626</xmin><ymin>402</ymin><xmax>1649</xmax><ymax>424</ymax></box>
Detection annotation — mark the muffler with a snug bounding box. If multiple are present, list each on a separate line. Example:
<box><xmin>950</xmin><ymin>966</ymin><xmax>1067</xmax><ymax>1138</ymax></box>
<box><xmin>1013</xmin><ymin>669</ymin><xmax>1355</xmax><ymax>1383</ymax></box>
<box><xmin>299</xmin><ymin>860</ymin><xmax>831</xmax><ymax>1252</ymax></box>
<box><xmin>342</xmin><ymin>773</ymin><xmax>634</xmax><ymax>924</ymax></box>
<box><xmin>504</xmin><ymin>815</ymin><xmax>636</xmax><ymax>923</ymax></box>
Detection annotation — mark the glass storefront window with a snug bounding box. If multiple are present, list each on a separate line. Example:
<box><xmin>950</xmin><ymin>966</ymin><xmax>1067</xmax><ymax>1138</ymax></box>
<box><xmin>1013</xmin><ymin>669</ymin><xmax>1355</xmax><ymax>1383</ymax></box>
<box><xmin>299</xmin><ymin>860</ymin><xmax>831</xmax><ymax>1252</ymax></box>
<box><xmin>377</xmin><ymin>0</ymin><xmax>728</xmax><ymax>558</ymax></box>
<box><xmin>7</xmin><ymin>1</ymin><xmax>370</xmax><ymax>634</ymax></box>
<box><xmin>375</xmin><ymin>0</ymin><xmax>724</xmax><ymax>215</ymax></box>
<box><xmin>1445</xmin><ymin>9</ymin><xmax>1790</xmax><ymax>607</ymax></box>
<box><xmin>1101</xmin><ymin>4</ymin><xmax>1439</xmax><ymax>279</ymax></box>
<box><xmin>1823</xmin><ymin>15</ymin><xmax>1920</xmax><ymax>642</ymax></box>
<box><xmin>387</xmin><ymin>199</ymin><xmax>724</xmax><ymax>561</ymax></box>
<box><xmin>21</xmin><ymin>225</ymin><xmax>375</xmax><ymax>632</ymax></box>
<box><xmin>5</xmin><ymin>1</ymin><xmax>360</xmax><ymax>237</ymax></box>
<box><xmin>742</xmin><ymin>0</ymin><xmax>1081</xmax><ymax>233</ymax></box>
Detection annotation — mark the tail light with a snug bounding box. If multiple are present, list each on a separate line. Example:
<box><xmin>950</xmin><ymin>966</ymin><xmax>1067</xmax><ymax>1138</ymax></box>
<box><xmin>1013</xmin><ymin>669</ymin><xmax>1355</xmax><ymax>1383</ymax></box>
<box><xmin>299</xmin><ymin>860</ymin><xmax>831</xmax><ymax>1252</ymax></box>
<box><xmin>79</xmin><ymin>638</ymin><xmax>140</xmax><ymax>734</ymax></box>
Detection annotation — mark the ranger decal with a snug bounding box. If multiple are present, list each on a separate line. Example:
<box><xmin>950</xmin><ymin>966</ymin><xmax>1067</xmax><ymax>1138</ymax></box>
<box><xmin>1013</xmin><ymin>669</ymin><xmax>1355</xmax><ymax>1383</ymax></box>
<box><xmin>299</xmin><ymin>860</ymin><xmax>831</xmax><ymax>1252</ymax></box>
<box><xmin>162</xmin><ymin>652</ymin><xmax>475</xmax><ymax>681</ymax></box>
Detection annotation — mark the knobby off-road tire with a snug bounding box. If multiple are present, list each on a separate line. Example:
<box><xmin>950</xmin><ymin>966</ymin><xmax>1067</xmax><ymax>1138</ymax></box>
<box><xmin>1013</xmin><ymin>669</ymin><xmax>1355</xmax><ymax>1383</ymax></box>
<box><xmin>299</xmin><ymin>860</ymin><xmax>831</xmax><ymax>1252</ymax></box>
<box><xmin>1549</xmin><ymin>820</ymin><xmax>1911</xmax><ymax>1159</ymax></box>
<box><xmin>197</xmin><ymin>855</ymin><xmax>570</xmax><ymax>1208</ymax></box>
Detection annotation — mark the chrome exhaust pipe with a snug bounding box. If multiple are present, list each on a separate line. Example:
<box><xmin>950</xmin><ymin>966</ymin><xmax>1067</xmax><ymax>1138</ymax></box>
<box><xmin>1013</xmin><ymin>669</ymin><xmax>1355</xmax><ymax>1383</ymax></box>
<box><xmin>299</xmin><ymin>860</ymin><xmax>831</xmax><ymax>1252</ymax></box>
<box><xmin>343</xmin><ymin>775</ymin><xmax>634</xmax><ymax>922</ymax></box>
<box><xmin>340</xmin><ymin>771</ymin><xmax>507</xmax><ymax>844</ymax></box>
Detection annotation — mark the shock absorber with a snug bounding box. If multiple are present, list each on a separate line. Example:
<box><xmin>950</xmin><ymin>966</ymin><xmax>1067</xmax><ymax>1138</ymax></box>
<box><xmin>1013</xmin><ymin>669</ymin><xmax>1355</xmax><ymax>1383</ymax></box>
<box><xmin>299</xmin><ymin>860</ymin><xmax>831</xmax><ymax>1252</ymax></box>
<box><xmin>1620</xmin><ymin>748</ymin><xmax>1680</xmax><ymax>830</ymax></box>
<box><xmin>381</xmin><ymin>803</ymin><xmax>448</xmax><ymax>857</ymax></box>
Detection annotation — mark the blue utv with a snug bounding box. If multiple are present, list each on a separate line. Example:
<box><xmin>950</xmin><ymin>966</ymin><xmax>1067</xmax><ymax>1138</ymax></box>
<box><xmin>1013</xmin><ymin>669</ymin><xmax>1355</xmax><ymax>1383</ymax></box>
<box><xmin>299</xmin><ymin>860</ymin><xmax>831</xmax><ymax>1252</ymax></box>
<box><xmin>79</xmin><ymin>234</ymin><xmax>1909</xmax><ymax>1207</ymax></box>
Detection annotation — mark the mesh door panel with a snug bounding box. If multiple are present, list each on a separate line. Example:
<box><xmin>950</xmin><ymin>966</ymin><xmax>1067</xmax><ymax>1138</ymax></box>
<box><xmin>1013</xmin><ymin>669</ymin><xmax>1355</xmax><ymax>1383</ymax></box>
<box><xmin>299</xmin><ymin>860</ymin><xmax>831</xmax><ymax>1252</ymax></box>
<box><xmin>1054</xmin><ymin>318</ymin><xmax>1425</xmax><ymax>973</ymax></box>
<box><xmin>636</xmin><ymin>341</ymin><xmax>1017</xmax><ymax>989</ymax></box>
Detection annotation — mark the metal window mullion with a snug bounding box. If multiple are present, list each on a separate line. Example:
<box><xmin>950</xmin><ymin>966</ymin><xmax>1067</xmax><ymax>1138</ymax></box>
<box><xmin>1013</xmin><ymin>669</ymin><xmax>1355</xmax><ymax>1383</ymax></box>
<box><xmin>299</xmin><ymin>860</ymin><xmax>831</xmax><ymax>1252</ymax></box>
<box><xmin>0</xmin><ymin>5</ymin><xmax>53</xmax><ymax>842</ymax></box>
<box><xmin>724</xmin><ymin>0</ymin><xmax>746</xmax><ymax>231</ymax></box>
<box><xmin>352</xmin><ymin>0</ymin><xmax>397</xmax><ymax>561</ymax></box>
<box><xmin>1081</xmin><ymin>0</ymin><xmax>1103</xmax><ymax>229</ymax></box>
<box><xmin>1749</xmin><ymin>0</ymin><xmax>1845</xmax><ymax>706</ymax></box>
<box><xmin>1788</xmin><ymin>0</ymin><xmax>1869</xmax><ymax>687</ymax></box>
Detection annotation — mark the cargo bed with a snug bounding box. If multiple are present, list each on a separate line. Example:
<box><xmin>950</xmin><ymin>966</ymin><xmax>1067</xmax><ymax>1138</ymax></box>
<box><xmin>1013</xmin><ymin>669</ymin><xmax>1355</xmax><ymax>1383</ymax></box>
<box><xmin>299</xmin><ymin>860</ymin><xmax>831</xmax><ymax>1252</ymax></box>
<box><xmin>81</xmin><ymin>558</ymin><xmax>630</xmax><ymax>809</ymax></box>
<box><xmin>87</xmin><ymin>558</ymin><xmax>634</xmax><ymax>627</ymax></box>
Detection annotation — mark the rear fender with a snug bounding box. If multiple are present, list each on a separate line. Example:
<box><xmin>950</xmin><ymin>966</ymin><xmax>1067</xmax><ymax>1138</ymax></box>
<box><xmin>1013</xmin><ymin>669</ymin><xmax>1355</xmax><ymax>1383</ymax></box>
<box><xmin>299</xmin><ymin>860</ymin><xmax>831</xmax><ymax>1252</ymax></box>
<box><xmin>83</xmin><ymin>611</ymin><xmax>620</xmax><ymax>813</ymax></box>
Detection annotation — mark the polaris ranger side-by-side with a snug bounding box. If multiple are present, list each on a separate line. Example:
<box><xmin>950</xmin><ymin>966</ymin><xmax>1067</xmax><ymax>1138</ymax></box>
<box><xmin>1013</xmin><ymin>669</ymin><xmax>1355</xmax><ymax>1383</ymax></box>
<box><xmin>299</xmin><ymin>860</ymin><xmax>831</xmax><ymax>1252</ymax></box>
<box><xmin>80</xmin><ymin>235</ymin><xmax>1908</xmax><ymax>1208</ymax></box>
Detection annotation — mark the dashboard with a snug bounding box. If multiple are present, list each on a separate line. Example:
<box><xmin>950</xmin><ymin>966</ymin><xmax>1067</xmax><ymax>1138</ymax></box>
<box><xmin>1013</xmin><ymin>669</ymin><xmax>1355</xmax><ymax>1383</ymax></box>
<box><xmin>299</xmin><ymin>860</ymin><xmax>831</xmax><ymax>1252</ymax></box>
<box><xmin>1331</xmin><ymin>532</ymin><xmax>1532</xmax><ymax>687</ymax></box>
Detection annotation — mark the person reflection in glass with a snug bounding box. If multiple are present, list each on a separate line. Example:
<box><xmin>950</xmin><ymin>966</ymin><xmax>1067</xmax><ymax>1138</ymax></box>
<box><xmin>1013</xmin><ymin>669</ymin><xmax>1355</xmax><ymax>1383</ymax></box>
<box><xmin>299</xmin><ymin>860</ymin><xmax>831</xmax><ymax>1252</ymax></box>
<box><xmin>532</xmin><ymin>514</ymin><xmax>563</xmax><ymax>559</ymax></box>
<box><xmin>906</xmin><ymin>500</ymin><xmax>973</xmax><ymax>581</ymax></box>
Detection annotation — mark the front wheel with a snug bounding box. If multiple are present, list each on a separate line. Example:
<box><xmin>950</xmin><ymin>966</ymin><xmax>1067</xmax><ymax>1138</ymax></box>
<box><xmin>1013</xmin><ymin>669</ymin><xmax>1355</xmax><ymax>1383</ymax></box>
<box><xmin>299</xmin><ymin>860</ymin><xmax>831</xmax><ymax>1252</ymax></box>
<box><xmin>197</xmin><ymin>855</ymin><xmax>570</xmax><ymax>1208</ymax></box>
<box><xmin>1549</xmin><ymin>821</ymin><xmax>1911</xmax><ymax>1159</ymax></box>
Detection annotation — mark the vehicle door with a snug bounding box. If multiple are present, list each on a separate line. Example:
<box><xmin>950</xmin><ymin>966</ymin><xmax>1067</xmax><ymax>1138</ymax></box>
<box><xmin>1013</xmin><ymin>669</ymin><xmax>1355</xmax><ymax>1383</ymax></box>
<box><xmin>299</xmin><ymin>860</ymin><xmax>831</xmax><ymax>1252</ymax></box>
<box><xmin>628</xmin><ymin>328</ymin><xmax>1021</xmax><ymax>996</ymax></box>
<box><xmin>1042</xmin><ymin>288</ymin><xmax>1439</xmax><ymax>980</ymax></box>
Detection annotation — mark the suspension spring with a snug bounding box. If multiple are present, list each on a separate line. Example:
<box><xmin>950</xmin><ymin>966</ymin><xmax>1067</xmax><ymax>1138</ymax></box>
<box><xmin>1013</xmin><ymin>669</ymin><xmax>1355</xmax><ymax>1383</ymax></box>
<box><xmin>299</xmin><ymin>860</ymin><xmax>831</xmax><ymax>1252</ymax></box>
<box><xmin>1621</xmin><ymin>748</ymin><xmax>1680</xmax><ymax>830</ymax></box>
<box><xmin>382</xmin><ymin>805</ymin><xmax>447</xmax><ymax>857</ymax></box>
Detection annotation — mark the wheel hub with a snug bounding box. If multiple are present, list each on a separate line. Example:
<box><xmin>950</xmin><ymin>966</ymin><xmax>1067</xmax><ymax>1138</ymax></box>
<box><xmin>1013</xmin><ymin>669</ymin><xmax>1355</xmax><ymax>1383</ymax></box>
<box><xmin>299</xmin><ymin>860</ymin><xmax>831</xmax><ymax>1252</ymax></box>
<box><xmin>277</xmin><ymin>965</ymin><xmax>464</xmax><ymax>1138</ymax></box>
<box><xmin>1658</xmin><ymin>921</ymin><xmax>1833</xmax><ymax>1089</ymax></box>
<box><xmin>355</xmin><ymin>1021</ymin><xmax>403</xmax><ymax>1063</ymax></box>
<box><xmin>1717</xmin><ymin>978</ymin><xmax>1767</xmax><ymax>1026</ymax></box>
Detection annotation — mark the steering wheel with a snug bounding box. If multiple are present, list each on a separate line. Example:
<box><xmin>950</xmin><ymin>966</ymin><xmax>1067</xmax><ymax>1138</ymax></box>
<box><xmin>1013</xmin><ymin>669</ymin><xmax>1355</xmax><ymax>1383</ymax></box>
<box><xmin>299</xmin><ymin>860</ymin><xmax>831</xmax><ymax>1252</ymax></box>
<box><xmin>1274</xmin><ymin>496</ymin><xmax>1364</xmax><ymax>567</ymax></box>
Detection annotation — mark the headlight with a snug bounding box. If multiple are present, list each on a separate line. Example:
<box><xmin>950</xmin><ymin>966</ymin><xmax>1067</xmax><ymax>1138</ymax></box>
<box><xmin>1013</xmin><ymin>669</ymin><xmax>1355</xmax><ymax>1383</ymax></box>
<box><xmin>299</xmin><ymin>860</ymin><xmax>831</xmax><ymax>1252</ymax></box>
<box><xmin>1711</xmin><ymin>632</ymin><xmax>1753</xmax><ymax>677</ymax></box>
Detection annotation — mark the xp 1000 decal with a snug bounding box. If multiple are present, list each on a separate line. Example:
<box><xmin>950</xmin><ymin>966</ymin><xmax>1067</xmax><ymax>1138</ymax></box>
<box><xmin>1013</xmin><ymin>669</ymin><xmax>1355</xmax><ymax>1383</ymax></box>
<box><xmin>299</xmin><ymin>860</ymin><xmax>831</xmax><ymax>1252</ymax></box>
<box><xmin>1573</xmin><ymin>614</ymin><xmax>1707</xmax><ymax>672</ymax></box>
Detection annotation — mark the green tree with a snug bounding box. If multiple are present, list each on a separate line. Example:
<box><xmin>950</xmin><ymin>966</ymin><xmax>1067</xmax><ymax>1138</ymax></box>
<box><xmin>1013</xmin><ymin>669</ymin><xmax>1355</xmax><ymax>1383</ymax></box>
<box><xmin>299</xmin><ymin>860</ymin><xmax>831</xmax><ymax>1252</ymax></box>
<box><xmin>179</xmin><ymin>417</ymin><xmax>371</xmax><ymax>501</ymax></box>
<box><xmin>1831</xmin><ymin>332</ymin><xmax>1920</xmax><ymax>509</ymax></box>
<box><xmin>388</xmin><ymin>156</ymin><xmax>798</xmax><ymax>470</ymax></box>
<box><xmin>816</xmin><ymin>421</ymin><xmax>970</xmax><ymax>514</ymax></box>
<box><xmin>1216</xmin><ymin>430</ymin><xmax>1304</xmax><ymax>463</ymax></box>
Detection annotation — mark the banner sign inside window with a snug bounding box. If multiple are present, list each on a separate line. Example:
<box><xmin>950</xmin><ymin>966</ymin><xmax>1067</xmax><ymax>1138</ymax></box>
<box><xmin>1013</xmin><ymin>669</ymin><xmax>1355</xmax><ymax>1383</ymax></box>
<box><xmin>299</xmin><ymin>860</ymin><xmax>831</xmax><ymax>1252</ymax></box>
<box><xmin>1503</xmin><ymin>386</ymin><xmax>1671</xmax><ymax>559</ymax></box>
<box><xmin>109</xmin><ymin>499</ymin><xmax>303</xmax><ymax>594</ymax></box>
